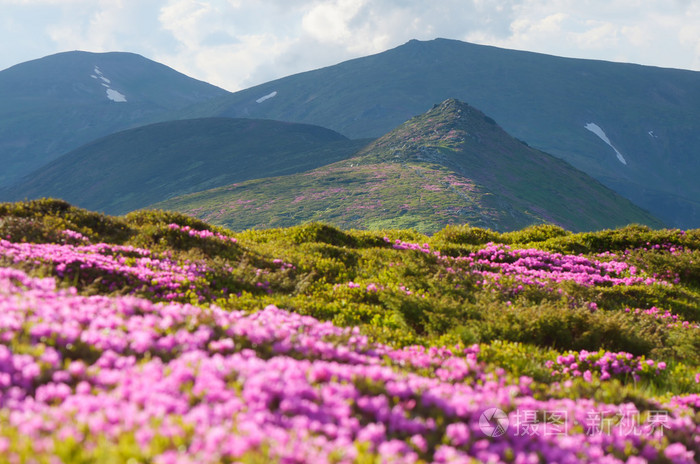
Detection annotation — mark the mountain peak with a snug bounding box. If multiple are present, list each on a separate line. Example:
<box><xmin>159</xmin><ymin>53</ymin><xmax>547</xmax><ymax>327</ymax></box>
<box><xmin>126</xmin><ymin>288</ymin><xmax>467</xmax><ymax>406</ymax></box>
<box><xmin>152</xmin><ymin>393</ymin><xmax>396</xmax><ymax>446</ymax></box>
<box><xmin>425</xmin><ymin>98</ymin><xmax>499</xmax><ymax>132</ymax></box>
<box><xmin>432</xmin><ymin>97</ymin><xmax>469</xmax><ymax>110</ymax></box>
<box><xmin>355</xmin><ymin>98</ymin><xmax>508</xmax><ymax>164</ymax></box>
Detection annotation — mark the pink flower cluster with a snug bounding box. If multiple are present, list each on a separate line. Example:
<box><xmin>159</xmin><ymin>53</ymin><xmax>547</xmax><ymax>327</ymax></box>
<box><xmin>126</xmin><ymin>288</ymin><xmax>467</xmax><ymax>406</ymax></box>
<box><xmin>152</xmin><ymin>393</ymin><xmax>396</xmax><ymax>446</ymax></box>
<box><xmin>271</xmin><ymin>258</ymin><xmax>296</xmax><ymax>270</ymax></box>
<box><xmin>547</xmin><ymin>350</ymin><xmax>667</xmax><ymax>382</ymax></box>
<box><xmin>0</xmin><ymin>266</ymin><xmax>698</xmax><ymax>463</ymax></box>
<box><xmin>336</xmin><ymin>281</ymin><xmax>426</xmax><ymax>298</ymax></box>
<box><xmin>461</xmin><ymin>243</ymin><xmax>664</xmax><ymax>288</ymax></box>
<box><xmin>386</xmin><ymin>238</ymin><xmax>666</xmax><ymax>288</ymax></box>
<box><xmin>387</xmin><ymin>344</ymin><xmax>482</xmax><ymax>382</ymax></box>
<box><xmin>632</xmin><ymin>241</ymin><xmax>686</xmax><ymax>256</ymax></box>
<box><xmin>624</xmin><ymin>307</ymin><xmax>700</xmax><ymax>329</ymax></box>
<box><xmin>389</xmin><ymin>238</ymin><xmax>439</xmax><ymax>255</ymax></box>
<box><xmin>336</xmin><ymin>281</ymin><xmax>383</xmax><ymax>293</ymax></box>
<box><xmin>0</xmin><ymin>238</ymin><xmax>210</xmax><ymax>301</ymax></box>
<box><xmin>60</xmin><ymin>229</ymin><xmax>90</xmax><ymax>244</ymax></box>
<box><xmin>167</xmin><ymin>223</ymin><xmax>238</xmax><ymax>244</ymax></box>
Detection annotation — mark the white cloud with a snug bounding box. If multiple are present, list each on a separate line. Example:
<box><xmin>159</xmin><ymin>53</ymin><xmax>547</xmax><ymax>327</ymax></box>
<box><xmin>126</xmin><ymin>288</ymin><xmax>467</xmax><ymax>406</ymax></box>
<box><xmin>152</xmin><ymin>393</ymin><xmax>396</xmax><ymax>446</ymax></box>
<box><xmin>10</xmin><ymin>1</ymin><xmax>176</xmax><ymax>64</ymax></box>
<box><xmin>1</xmin><ymin>0</ymin><xmax>92</xmax><ymax>4</ymax></box>
<box><xmin>571</xmin><ymin>20</ymin><xmax>620</xmax><ymax>50</ymax></box>
<box><xmin>302</xmin><ymin>0</ymin><xmax>367</xmax><ymax>44</ymax></box>
<box><xmin>155</xmin><ymin>0</ymin><xmax>303</xmax><ymax>90</ymax></box>
<box><xmin>159</xmin><ymin>0</ymin><xmax>215</xmax><ymax>49</ymax></box>
<box><xmin>677</xmin><ymin>3</ymin><xmax>700</xmax><ymax>70</ymax></box>
<box><xmin>462</xmin><ymin>0</ymin><xmax>700</xmax><ymax>70</ymax></box>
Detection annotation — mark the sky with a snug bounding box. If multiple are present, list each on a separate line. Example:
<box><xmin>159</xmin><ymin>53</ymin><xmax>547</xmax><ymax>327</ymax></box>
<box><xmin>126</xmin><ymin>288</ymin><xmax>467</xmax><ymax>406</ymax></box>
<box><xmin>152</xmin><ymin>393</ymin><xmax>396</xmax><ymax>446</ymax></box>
<box><xmin>1</xmin><ymin>0</ymin><xmax>699</xmax><ymax>92</ymax></box>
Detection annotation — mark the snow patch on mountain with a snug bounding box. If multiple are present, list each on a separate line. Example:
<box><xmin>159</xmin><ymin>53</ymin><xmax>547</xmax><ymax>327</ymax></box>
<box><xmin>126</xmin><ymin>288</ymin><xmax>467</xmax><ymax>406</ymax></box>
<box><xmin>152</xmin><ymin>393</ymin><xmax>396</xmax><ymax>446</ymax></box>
<box><xmin>106</xmin><ymin>89</ymin><xmax>127</xmax><ymax>103</ymax></box>
<box><xmin>584</xmin><ymin>123</ymin><xmax>627</xmax><ymax>165</ymax></box>
<box><xmin>93</xmin><ymin>66</ymin><xmax>111</xmax><ymax>84</ymax></box>
<box><xmin>256</xmin><ymin>91</ymin><xmax>277</xmax><ymax>103</ymax></box>
<box><xmin>90</xmin><ymin>65</ymin><xmax>127</xmax><ymax>103</ymax></box>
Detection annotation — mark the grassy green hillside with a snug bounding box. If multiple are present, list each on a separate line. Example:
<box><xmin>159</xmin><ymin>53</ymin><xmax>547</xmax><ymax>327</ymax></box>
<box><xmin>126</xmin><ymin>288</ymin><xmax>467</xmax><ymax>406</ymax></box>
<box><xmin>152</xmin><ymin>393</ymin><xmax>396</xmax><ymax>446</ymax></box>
<box><xmin>0</xmin><ymin>51</ymin><xmax>229</xmax><ymax>187</ymax></box>
<box><xmin>154</xmin><ymin>100</ymin><xmax>662</xmax><ymax>234</ymax></box>
<box><xmin>0</xmin><ymin>198</ymin><xmax>698</xmax><ymax>461</ymax></box>
<box><xmin>170</xmin><ymin>38</ymin><xmax>700</xmax><ymax>229</ymax></box>
<box><xmin>4</xmin><ymin>118</ymin><xmax>369</xmax><ymax>214</ymax></box>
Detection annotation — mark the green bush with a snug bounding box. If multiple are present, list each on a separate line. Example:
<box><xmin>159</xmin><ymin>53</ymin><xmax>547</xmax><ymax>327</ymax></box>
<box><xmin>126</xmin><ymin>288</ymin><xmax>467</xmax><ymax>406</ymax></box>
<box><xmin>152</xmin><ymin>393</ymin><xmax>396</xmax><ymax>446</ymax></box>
<box><xmin>0</xmin><ymin>216</ymin><xmax>62</xmax><ymax>243</ymax></box>
<box><xmin>124</xmin><ymin>208</ymin><xmax>217</xmax><ymax>231</ymax></box>
<box><xmin>540</xmin><ymin>225</ymin><xmax>698</xmax><ymax>254</ymax></box>
<box><xmin>500</xmin><ymin>223</ymin><xmax>570</xmax><ymax>244</ymax></box>
<box><xmin>432</xmin><ymin>224</ymin><xmax>501</xmax><ymax>245</ymax></box>
<box><xmin>473</xmin><ymin>300</ymin><xmax>656</xmax><ymax>355</ymax></box>
<box><xmin>287</xmin><ymin>222</ymin><xmax>359</xmax><ymax>247</ymax></box>
<box><xmin>0</xmin><ymin>198</ymin><xmax>131</xmax><ymax>243</ymax></box>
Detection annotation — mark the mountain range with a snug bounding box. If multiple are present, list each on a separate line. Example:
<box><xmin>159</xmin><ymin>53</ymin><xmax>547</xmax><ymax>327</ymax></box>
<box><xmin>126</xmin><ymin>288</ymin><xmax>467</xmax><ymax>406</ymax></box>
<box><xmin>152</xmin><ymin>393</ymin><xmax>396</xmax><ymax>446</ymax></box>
<box><xmin>1</xmin><ymin>39</ymin><xmax>699</xmax><ymax>231</ymax></box>
<box><xmin>2</xmin><ymin>118</ymin><xmax>367</xmax><ymax>214</ymax></box>
<box><xmin>170</xmin><ymin>38</ymin><xmax>700</xmax><ymax>228</ymax></box>
<box><xmin>0</xmin><ymin>50</ymin><xmax>227</xmax><ymax>186</ymax></box>
<box><xmin>151</xmin><ymin>99</ymin><xmax>661</xmax><ymax>233</ymax></box>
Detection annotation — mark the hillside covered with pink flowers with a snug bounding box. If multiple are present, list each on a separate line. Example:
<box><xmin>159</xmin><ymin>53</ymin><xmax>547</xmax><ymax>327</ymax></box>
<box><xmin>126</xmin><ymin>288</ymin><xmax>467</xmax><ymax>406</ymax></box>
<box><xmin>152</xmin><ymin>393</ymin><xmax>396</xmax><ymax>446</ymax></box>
<box><xmin>0</xmin><ymin>199</ymin><xmax>698</xmax><ymax>463</ymax></box>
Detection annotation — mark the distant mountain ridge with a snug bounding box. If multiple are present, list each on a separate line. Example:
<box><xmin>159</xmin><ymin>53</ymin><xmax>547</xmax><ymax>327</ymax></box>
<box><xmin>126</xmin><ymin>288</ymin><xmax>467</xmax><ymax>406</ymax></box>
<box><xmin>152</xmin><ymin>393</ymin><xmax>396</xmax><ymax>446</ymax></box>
<box><xmin>169</xmin><ymin>38</ymin><xmax>700</xmax><ymax>228</ymax></box>
<box><xmin>3</xmin><ymin>117</ymin><xmax>368</xmax><ymax>215</ymax></box>
<box><xmin>152</xmin><ymin>99</ymin><xmax>661</xmax><ymax>234</ymax></box>
<box><xmin>1</xmin><ymin>42</ymin><xmax>698</xmax><ymax>229</ymax></box>
<box><xmin>0</xmin><ymin>51</ymin><xmax>229</xmax><ymax>186</ymax></box>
